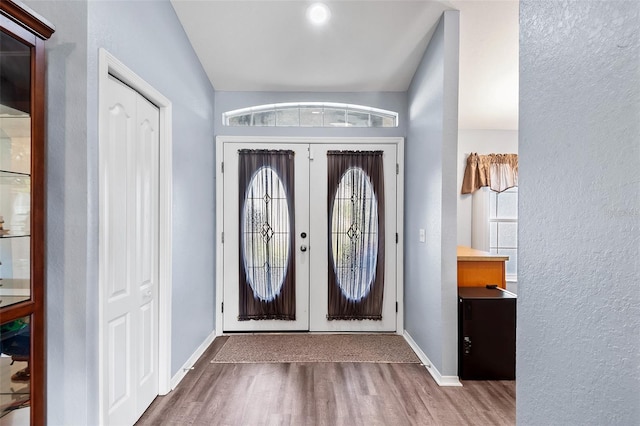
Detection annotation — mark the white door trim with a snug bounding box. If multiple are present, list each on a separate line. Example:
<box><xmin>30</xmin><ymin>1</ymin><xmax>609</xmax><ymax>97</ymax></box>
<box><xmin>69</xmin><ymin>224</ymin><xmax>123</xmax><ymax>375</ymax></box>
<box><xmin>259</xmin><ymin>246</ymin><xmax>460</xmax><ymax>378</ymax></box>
<box><xmin>98</xmin><ymin>48</ymin><xmax>173</xmax><ymax>424</ymax></box>
<box><xmin>215</xmin><ymin>136</ymin><xmax>404</xmax><ymax>336</ymax></box>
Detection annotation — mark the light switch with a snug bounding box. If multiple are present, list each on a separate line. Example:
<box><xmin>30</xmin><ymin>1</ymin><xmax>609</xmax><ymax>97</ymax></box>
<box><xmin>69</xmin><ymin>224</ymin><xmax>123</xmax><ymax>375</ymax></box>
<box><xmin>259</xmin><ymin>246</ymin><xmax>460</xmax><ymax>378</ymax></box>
<box><xmin>419</xmin><ymin>228</ymin><xmax>426</xmax><ymax>243</ymax></box>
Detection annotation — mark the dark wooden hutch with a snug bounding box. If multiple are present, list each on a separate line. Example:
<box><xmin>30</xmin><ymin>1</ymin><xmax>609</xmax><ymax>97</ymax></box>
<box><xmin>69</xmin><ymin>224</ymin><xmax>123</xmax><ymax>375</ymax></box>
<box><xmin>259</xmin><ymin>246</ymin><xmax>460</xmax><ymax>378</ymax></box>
<box><xmin>0</xmin><ymin>1</ymin><xmax>53</xmax><ymax>424</ymax></box>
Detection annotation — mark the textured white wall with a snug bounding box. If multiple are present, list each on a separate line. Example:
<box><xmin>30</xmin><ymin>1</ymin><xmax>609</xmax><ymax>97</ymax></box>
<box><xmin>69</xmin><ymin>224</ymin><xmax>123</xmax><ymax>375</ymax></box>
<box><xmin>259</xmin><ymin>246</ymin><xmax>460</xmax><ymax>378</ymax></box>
<box><xmin>518</xmin><ymin>1</ymin><xmax>639</xmax><ymax>424</ymax></box>
<box><xmin>457</xmin><ymin>129</ymin><xmax>518</xmax><ymax>247</ymax></box>
<box><xmin>405</xmin><ymin>11</ymin><xmax>459</xmax><ymax>376</ymax></box>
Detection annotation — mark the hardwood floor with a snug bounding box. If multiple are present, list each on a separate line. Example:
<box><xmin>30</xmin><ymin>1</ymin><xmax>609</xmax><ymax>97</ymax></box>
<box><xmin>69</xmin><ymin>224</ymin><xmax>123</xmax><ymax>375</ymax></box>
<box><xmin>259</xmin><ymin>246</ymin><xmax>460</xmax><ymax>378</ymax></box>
<box><xmin>137</xmin><ymin>337</ymin><xmax>515</xmax><ymax>425</ymax></box>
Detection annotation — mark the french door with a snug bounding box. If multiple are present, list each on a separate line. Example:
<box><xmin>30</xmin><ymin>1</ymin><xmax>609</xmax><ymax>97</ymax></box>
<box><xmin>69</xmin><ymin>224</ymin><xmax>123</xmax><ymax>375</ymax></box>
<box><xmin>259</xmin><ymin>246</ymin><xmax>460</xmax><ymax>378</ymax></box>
<box><xmin>222</xmin><ymin>140</ymin><xmax>398</xmax><ymax>332</ymax></box>
<box><xmin>222</xmin><ymin>143</ymin><xmax>310</xmax><ymax>331</ymax></box>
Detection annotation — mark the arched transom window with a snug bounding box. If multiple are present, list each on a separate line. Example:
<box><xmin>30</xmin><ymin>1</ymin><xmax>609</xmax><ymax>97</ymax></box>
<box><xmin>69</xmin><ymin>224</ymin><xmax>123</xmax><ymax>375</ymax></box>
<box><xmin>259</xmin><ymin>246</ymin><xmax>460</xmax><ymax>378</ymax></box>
<box><xmin>223</xmin><ymin>102</ymin><xmax>398</xmax><ymax>128</ymax></box>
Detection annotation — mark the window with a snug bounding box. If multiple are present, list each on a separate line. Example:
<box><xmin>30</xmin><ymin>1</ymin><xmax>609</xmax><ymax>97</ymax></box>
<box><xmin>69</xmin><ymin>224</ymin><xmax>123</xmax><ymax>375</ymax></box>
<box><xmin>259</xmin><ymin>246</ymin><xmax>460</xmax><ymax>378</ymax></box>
<box><xmin>489</xmin><ymin>187</ymin><xmax>518</xmax><ymax>282</ymax></box>
<box><xmin>223</xmin><ymin>102</ymin><xmax>398</xmax><ymax>128</ymax></box>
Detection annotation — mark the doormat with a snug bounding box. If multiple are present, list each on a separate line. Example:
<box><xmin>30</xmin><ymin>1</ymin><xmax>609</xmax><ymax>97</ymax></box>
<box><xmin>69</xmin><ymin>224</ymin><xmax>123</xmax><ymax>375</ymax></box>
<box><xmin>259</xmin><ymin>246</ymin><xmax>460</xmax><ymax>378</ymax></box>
<box><xmin>210</xmin><ymin>334</ymin><xmax>421</xmax><ymax>364</ymax></box>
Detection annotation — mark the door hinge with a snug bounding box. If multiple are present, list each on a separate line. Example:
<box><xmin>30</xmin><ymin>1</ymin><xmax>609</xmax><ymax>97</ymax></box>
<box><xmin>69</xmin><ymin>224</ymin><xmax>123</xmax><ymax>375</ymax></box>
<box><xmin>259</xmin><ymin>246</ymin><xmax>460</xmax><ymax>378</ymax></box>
<box><xmin>396</xmin><ymin>163</ymin><xmax>399</xmax><ymax>175</ymax></box>
<box><xmin>221</xmin><ymin>232</ymin><xmax>224</xmax><ymax>243</ymax></box>
<box><xmin>396</xmin><ymin>302</ymin><xmax>398</xmax><ymax>313</ymax></box>
<box><xmin>221</xmin><ymin>302</ymin><xmax>224</xmax><ymax>313</ymax></box>
<box><xmin>396</xmin><ymin>233</ymin><xmax>398</xmax><ymax>244</ymax></box>
<box><xmin>221</xmin><ymin>161</ymin><xmax>224</xmax><ymax>173</ymax></box>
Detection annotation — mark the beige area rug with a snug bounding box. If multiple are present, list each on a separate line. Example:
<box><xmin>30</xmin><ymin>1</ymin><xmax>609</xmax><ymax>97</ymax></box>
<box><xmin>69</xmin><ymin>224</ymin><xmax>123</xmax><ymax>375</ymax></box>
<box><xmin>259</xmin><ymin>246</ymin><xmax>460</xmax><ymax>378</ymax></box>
<box><xmin>210</xmin><ymin>334</ymin><xmax>421</xmax><ymax>364</ymax></box>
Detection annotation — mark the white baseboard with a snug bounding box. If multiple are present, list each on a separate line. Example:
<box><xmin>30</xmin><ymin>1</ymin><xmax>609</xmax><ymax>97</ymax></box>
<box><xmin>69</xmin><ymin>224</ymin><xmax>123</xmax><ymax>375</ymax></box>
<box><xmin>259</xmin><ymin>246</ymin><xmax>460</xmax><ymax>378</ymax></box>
<box><xmin>169</xmin><ymin>330</ymin><xmax>216</xmax><ymax>390</ymax></box>
<box><xmin>403</xmin><ymin>330</ymin><xmax>462</xmax><ymax>387</ymax></box>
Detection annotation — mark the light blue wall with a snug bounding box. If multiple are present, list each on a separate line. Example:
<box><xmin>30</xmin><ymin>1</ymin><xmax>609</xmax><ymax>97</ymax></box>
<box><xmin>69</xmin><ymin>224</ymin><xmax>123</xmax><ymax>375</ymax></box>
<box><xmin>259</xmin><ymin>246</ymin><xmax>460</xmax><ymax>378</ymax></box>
<box><xmin>215</xmin><ymin>91</ymin><xmax>407</xmax><ymax>138</ymax></box>
<box><xmin>23</xmin><ymin>2</ymin><xmax>90</xmax><ymax>424</ymax></box>
<box><xmin>405</xmin><ymin>11</ymin><xmax>459</xmax><ymax>377</ymax></box>
<box><xmin>518</xmin><ymin>1</ymin><xmax>640</xmax><ymax>424</ymax></box>
<box><xmin>86</xmin><ymin>0</ymin><xmax>216</xmax><ymax>377</ymax></box>
<box><xmin>20</xmin><ymin>0</ymin><xmax>460</xmax><ymax>422</ymax></box>
<box><xmin>24</xmin><ymin>1</ymin><xmax>216</xmax><ymax>424</ymax></box>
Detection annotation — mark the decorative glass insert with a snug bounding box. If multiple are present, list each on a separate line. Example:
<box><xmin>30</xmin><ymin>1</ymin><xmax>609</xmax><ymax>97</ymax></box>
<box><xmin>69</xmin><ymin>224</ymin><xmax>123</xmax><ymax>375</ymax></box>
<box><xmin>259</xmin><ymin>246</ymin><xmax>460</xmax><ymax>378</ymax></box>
<box><xmin>331</xmin><ymin>167</ymin><xmax>378</xmax><ymax>301</ymax></box>
<box><xmin>327</xmin><ymin>151</ymin><xmax>385</xmax><ymax>321</ymax></box>
<box><xmin>238</xmin><ymin>149</ymin><xmax>296</xmax><ymax>321</ymax></box>
<box><xmin>223</xmin><ymin>102</ymin><xmax>398</xmax><ymax>128</ymax></box>
<box><xmin>242</xmin><ymin>166</ymin><xmax>290</xmax><ymax>302</ymax></box>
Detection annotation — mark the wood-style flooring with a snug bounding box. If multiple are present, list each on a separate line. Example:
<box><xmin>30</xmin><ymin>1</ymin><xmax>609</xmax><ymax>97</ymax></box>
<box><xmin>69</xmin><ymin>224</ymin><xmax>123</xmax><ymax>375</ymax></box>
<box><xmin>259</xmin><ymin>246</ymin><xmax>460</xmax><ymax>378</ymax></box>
<box><xmin>137</xmin><ymin>337</ymin><xmax>515</xmax><ymax>426</ymax></box>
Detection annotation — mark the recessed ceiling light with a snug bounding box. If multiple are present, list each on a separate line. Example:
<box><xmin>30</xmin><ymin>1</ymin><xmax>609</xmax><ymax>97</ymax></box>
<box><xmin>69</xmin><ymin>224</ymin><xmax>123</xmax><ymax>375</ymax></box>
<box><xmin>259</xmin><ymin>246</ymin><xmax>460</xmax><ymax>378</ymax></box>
<box><xmin>307</xmin><ymin>3</ymin><xmax>331</xmax><ymax>26</ymax></box>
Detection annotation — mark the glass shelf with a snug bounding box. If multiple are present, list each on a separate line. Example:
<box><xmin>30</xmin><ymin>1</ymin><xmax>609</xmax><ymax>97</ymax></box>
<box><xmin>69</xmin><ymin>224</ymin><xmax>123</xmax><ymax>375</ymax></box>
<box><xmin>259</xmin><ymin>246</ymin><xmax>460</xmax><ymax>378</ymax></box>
<box><xmin>0</xmin><ymin>170</ymin><xmax>30</xmax><ymax>177</ymax></box>
<box><xmin>0</xmin><ymin>278</ymin><xmax>30</xmax><ymax>308</ymax></box>
<box><xmin>0</xmin><ymin>294</ymin><xmax>30</xmax><ymax>308</ymax></box>
<box><xmin>0</xmin><ymin>278</ymin><xmax>29</xmax><ymax>293</ymax></box>
<box><xmin>0</xmin><ymin>233</ymin><xmax>30</xmax><ymax>239</ymax></box>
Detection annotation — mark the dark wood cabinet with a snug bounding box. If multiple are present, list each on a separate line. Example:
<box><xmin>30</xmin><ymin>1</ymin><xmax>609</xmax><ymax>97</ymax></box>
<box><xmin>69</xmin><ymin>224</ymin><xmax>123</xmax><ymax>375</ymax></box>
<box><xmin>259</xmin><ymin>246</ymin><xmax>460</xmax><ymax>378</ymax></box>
<box><xmin>0</xmin><ymin>1</ymin><xmax>53</xmax><ymax>424</ymax></box>
<box><xmin>458</xmin><ymin>287</ymin><xmax>516</xmax><ymax>380</ymax></box>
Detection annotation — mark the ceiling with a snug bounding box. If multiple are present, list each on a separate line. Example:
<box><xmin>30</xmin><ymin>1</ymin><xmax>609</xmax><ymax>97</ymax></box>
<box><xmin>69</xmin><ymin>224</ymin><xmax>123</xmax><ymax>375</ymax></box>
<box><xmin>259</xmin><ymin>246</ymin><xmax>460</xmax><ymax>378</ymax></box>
<box><xmin>170</xmin><ymin>0</ymin><xmax>519</xmax><ymax>130</ymax></box>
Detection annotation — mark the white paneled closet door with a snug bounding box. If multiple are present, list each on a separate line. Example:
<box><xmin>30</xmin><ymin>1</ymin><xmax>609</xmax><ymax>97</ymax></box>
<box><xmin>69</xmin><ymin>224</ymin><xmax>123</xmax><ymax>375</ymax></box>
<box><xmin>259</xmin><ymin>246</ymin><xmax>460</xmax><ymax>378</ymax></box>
<box><xmin>102</xmin><ymin>75</ymin><xmax>160</xmax><ymax>425</ymax></box>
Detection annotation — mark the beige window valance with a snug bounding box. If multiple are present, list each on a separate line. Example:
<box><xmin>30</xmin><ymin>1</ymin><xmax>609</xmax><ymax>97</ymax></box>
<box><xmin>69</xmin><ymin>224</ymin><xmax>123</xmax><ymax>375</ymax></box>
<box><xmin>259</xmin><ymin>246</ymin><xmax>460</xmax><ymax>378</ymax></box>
<box><xmin>461</xmin><ymin>153</ymin><xmax>518</xmax><ymax>194</ymax></box>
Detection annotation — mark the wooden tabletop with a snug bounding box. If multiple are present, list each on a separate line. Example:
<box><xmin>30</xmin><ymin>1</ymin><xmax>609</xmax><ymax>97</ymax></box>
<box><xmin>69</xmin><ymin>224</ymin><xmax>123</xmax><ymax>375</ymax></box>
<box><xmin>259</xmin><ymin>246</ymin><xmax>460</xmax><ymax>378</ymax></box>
<box><xmin>457</xmin><ymin>245</ymin><xmax>509</xmax><ymax>262</ymax></box>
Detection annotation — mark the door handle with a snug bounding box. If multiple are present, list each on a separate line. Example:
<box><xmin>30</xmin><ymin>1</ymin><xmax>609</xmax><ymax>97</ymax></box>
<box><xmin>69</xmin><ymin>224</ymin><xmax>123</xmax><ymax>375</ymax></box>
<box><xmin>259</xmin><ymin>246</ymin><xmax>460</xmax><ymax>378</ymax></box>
<box><xmin>300</xmin><ymin>245</ymin><xmax>307</xmax><ymax>252</ymax></box>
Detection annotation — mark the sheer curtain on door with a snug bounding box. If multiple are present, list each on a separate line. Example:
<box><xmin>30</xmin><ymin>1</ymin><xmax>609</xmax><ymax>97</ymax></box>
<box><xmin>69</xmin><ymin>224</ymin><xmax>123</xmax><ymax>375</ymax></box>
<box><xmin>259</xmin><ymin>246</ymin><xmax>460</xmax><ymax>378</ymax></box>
<box><xmin>238</xmin><ymin>149</ymin><xmax>296</xmax><ymax>320</ymax></box>
<box><xmin>327</xmin><ymin>151</ymin><xmax>385</xmax><ymax>320</ymax></box>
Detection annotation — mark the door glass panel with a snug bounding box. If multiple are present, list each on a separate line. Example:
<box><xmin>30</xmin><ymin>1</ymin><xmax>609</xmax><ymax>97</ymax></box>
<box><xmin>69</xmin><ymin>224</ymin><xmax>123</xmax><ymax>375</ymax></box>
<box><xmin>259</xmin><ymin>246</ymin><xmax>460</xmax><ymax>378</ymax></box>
<box><xmin>242</xmin><ymin>166</ymin><xmax>291</xmax><ymax>301</ymax></box>
<box><xmin>330</xmin><ymin>167</ymin><xmax>378</xmax><ymax>301</ymax></box>
<box><xmin>327</xmin><ymin>151</ymin><xmax>385</xmax><ymax>320</ymax></box>
<box><xmin>238</xmin><ymin>150</ymin><xmax>296</xmax><ymax>320</ymax></box>
<box><xmin>0</xmin><ymin>315</ymin><xmax>31</xmax><ymax>421</ymax></box>
<box><xmin>0</xmin><ymin>31</ymin><xmax>32</xmax><ymax>308</ymax></box>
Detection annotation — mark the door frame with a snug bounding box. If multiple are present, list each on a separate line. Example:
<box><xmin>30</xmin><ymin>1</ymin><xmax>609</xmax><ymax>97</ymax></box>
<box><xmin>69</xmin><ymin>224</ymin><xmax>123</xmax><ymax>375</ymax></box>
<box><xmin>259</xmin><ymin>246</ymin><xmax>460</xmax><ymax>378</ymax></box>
<box><xmin>97</xmin><ymin>48</ymin><xmax>173</xmax><ymax>423</ymax></box>
<box><xmin>215</xmin><ymin>136</ymin><xmax>404</xmax><ymax>336</ymax></box>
